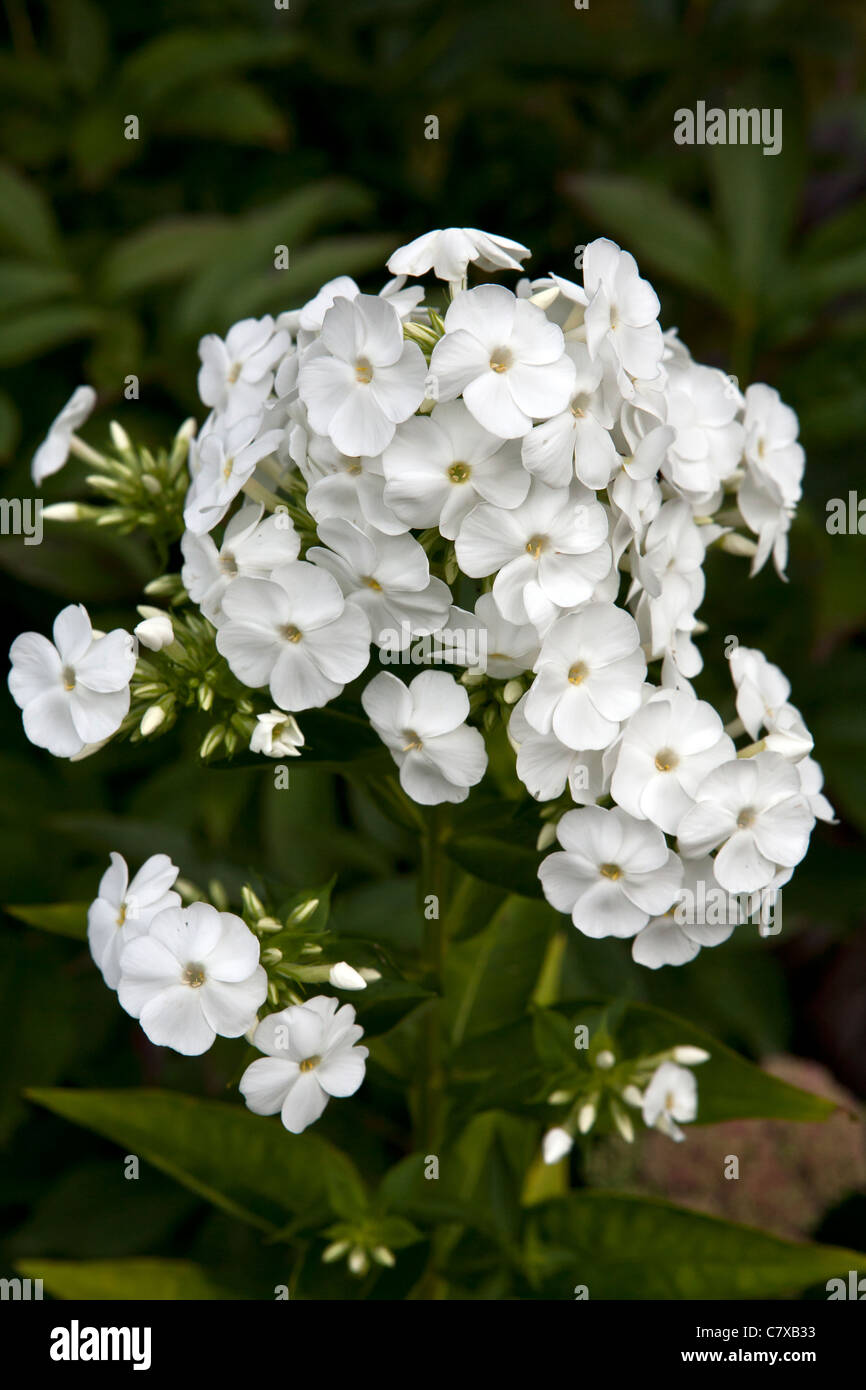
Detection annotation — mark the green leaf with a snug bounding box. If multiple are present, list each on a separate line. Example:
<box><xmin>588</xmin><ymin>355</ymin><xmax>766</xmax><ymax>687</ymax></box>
<box><xmin>118</xmin><ymin>28</ymin><xmax>302</xmax><ymax>109</ymax></box>
<box><xmin>527</xmin><ymin>1192</ymin><xmax>866</xmax><ymax>1299</ymax></box>
<box><xmin>5</xmin><ymin>902</ymin><xmax>89</xmax><ymax>941</ymax></box>
<box><xmin>0</xmin><ymin>305</ymin><xmax>101</xmax><ymax>367</ymax></box>
<box><xmin>566</xmin><ymin>173</ymin><xmax>730</xmax><ymax>304</ymax></box>
<box><xmin>443</xmin><ymin>834</ymin><xmax>541</xmax><ymax>899</ymax></box>
<box><xmin>15</xmin><ymin>1257</ymin><xmax>242</xmax><ymax>1300</ymax></box>
<box><xmin>26</xmin><ymin>1088</ymin><xmax>359</xmax><ymax>1233</ymax></box>
<box><xmin>444</xmin><ymin>895</ymin><xmax>556</xmax><ymax>1046</ymax></box>
<box><xmin>163</xmin><ymin>81</ymin><xmax>288</xmax><ymax>147</ymax></box>
<box><xmin>0</xmin><ymin>261</ymin><xmax>79</xmax><ymax>314</ymax></box>
<box><xmin>0</xmin><ymin>164</ymin><xmax>61</xmax><ymax>261</ymax></box>
<box><xmin>99</xmin><ymin>217</ymin><xmax>231</xmax><ymax>298</ymax></box>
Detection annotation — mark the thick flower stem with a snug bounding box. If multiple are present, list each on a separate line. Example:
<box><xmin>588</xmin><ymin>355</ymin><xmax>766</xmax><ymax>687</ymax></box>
<box><xmin>418</xmin><ymin>806</ymin><xmax>446</xmax><ymax>1154</ymax></box>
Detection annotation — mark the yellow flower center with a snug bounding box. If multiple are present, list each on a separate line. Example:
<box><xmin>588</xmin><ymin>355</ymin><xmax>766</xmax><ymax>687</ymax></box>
<box><xmin>599</xmin><ymin>863</ymin><xmax>623</xmax><ymax>880</ymax></box>
<box><xmin>281</xmin><ymin>624</ymin><xmax>303</xmax><ymax>643</ymax></box>
<box><xmin>448</xmin><ymin>461</ymin><xmax>471</xmax><ymax>484</ymax></box>
<box><xmin>355</xmin><ymin>358</ymin><xmax>373</xmax><ymax>384</ymax></box>
<box><xmin>183</xmin><ymin>965</ymin><xmax>206</xmax><ymax>988</ymax></box>
<box><xmin>568</xmin><ymin>661</ymin><xmax>589</xmax><ymax>685</ymax></box>
<box><xmin>525</xmin><ymin>534</ymin><xmax>547</xmax><ymax>559</ymax></box>
<box><xmin>299</xmin><ymin>1055</ymin><xmax>321</xmax><ymax>1073</ymax></box>
<box><xmin>654</xmin><ymin>748</ymin><xmax>679</xmax><ymax>772</ymax></box>
<box><xmin>489</xmin><ymin>348</ymin><xmax>513</xmax><ymax>374</ymax></box>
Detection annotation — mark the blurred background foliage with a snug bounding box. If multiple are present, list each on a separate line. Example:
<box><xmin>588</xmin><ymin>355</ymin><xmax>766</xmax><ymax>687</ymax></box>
<box><xmin>1</xmin><ymin>0</ymin><xmax>865</xmax><ymax>1296</ymax></box>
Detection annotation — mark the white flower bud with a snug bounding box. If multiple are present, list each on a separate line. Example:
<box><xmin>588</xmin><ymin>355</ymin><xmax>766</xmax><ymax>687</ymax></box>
<box><xmin>542</xmin><ymin>1126</ymin><xmax>573</xmax><ymax>1164</ymax></box>
<box><xmin>594</xmin><ymin>1049</ymin><xmax>616</xmax><ymax>1070</ymax></box>
<box><xmin>672</xmin><ymin>1046</ymin><xmax>711</xmax><ymax>1066</ymax></box>
<box><xmin>140</xmin><ymin>705</ymin><xmax>166</xmax><ymax>736</ymax></box>
<box><xmin>577</xmin><ymin>1100</ymin><xmax>598</xmax><ymax>1134</ymax></box>
<box><xmin>134</xmin><ymin>614</ymin><xmax>174</xmax><ymax>651</ymax></box>
<box><xmin>329</xmin><ymin>961</ymin><xmax>367</xmax><ymax>990</ymax></box>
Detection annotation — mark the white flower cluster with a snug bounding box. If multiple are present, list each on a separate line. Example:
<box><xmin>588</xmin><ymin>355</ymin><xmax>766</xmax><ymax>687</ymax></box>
<box><xmin>11</xmin><ymin>228</ymin><xmax>829</xmax><ymax>966</ymax></box>
<box><xmin>86</xmin><ymin>851</ymin><xmax>368</xmax><ymax>1134</ymax></box>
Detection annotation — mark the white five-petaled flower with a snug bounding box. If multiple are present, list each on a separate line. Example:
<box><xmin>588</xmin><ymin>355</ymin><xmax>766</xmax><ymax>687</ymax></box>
<box><xmin>641</xmin><ymin>1061</ymin><xmax>698</xmax><ymax>1141</ymax></box>
<box><xmin>387</xmin><ymin>227</ymin><xmax>531</xmax><ymax>282</ymax></box>
<box><xmin>742</xmin><ymin>383</ymin><xmax>804</xmax><ymax>508</ymax></box>
<box><xmin>539</xmin><ymin>804</ymin><xmax>683</xmax><ymax>938</ymax></box>
<box><xmin>582</xmin><ymin>239</ymin><xmax>664</xmax><ymax>388</ymax></box>
<box><xmin>216</xmin><ymin>560</ymin><xmax>371</xmax><ymax>711</ymax></box>
<box><xmin>118</xmin><ymin>902</ymin><xmax>267</xmax><ymax>1056</ymax></box>
<box><xmin>521</xmin><ymin>342</ymin><xmax>619</xmax><ymax>490</ymax></box>
<box><xmin>361</xmin><ymin>669</ymin><xmax>487</xmax><ymax>805</ymax></box>
<box><xmin>181</xmin><ymin>502</ymin><xmax>301</xmax><ymax>626</ymax></box>
<box><xmin>677</xmin><ymin>751</ymin><xmax>814</xmax><ymax>893</ymax></box>
<box><xmin>8</xmin><ymin>604</ymin><xmax>135</xmax><ymax>758</ymax></box>
<box><xmin>308</xmin><ymin>517</ymin><xmax>451</xmax><ymax>648</ymax></box>
<box><xmin>298</xmin><ymin>294</ymin><xmax>427</xmax><ymax>457</ymax></box>
<box><xmin>509</xmin><ymin>693</ymin><xmax>607</xmax><ymax>803</ymax></box>
<box><xmin>31</xmin><ymin>385</ymin><xmax>97</xmax><ymax>485</ymax></box>
<box><xmin>381</xmin><ymin>400</ymin><xmax>529</xmax><ymax>539</ymax></box>
<box><xmin>455</xmin><ymin>480</ymin><xmax>611</xmax><ymax>628</ymax></box>
<box><xmin>183</xmin><ymin>415</ymin><xmax>284</xmax><ymax>534</ymax></box>
<box><xmin>525</xmin><ymin>603</ymin><xmax>646</xmax><ymax>750</ymax></box>
<box><xmin>87</xmin><ymin>852</ymin><xmax>181</xmax><ymax>989</ymax></box>
<box><xmin>429</xmin><ymin>284</ymin><xmax>576</xmax><ymax>439</ymax></box>
<box><xmin>250</xmin><ymin>709</ymin><xmax>304</xmax><ymax>758</ymax></box>
<box><xmin>611</xmin><ymin>689</ymin><xmax>735</xmax><ymax>835</ymax></box>
<box><xmin>239</xmin><ymin>995</ymin><xmax>368</xmax><ymax>1134</ymax></box>
<box><xmin>197</xmin><ymin>316</ymin><xmax>289</xmax><ymax>417</ymax></box>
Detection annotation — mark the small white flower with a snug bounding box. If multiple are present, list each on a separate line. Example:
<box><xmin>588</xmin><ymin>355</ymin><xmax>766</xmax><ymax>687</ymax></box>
<box><xmin>742</xmin><ymin>383</ymin><xmax>804</xmax><ymax>508</ymax></box>
<box><xmin>611</xmin><ymin>689</ymin><xmax>735</xmax><ymax>834</ymax></box>
<box><xmin>582</xmin><ymin>239</ymin><xmax>664</xmax><ymax>388</ymax></box>
<box><xmin>118</xmin><ymin>902</ymin><xmax>267</xmax><ymax>1056</ymax></box>
<box><xmin>197</xmin><ymin>316</ymin><xmax>289</xmax><ymax>417</ymax></box>
<box><xmin>763</xmin><ymin>703</ymin><xmax>813</xmax><ymax>762</ymax></box>
<box><xmin>525</xmin><ymin>603</ymin><xmax>646</xmax><ymax>751</ymax></box>
<box><xmin>183</xmin><ymin>415</ymin><xmax>284</xmax><ymax>534</ymax></box>
<box><xmin>361</xmin><ymin>669</ymin><xmax>487</xmax><ymax>805</ymax></box>
<box><xmin>521</xmin><ymin>343</ymin><xmax>619</xmax><ymax>490</ymax></box>
<box><xmin>216</xmin><ymin>560</ymin><xmax>371</xmax><ymax>710</ymax></box>
<box><xmin>447</xmin><ymin>593</ymin><xmax>540</xmax><ymax>679</ymax></box>
<box><xmin>387</xmin><ymin>227</ymin><xmax>531</xmax><ymax>282</ymax></box>
<box><xmin>641</xmin><ymin>1060</ymin><xmax>697</xmax><ymax>1141</ymax></box>
<box><xmin>8</xmin><ymin>604</ymin><xmax>135</xmax><ymax>758</ymax></box>
<box><xmin>381</xmin><ymin>400</ymin><xmax>528</xmax><ymax>539</ymax></box>
<box><xmin>250</xmin><ymin>710</ymin><xmax>304</xmax><ymax>758</ymax></box>
<box><xmin>662</xmin><ymin>359</ymin><xmax>744</xmax><ymax>507</ymax></box>
<box><xmin>429</xmin><ymin>284</ymin><xmax>576</xmax><ymax>438</ymax></box>
<box><xmin>300</xmin><ymin>429</ymin><xmax>407</xmax><ymax>536</ymax></box>
<box><xmin>308</xmin><ymin>517</ymin><xmax>451</xmax><ymax>649</ymax></box>
<box><xmin>181</xmin><ymin>502</ymin><xmax>300</xmax><ymax>625</ymax></box>
<box><xmin>31</xmin><ymin>385</ymin><xmax>96</xmax><ymax>484</ymax></box>
<box><xmin>239</xmin><ymin>995</ymin><xmax>368</xmax><ymax>1134</ymax></box>
<box><xmin>677</xmin><ymin>751</ymin><xmax>814</xmax><ymax>893</ymax></box>
<box><xmin>134</xmin><ymin>614</ymin><xmax>174</xmax><ymax>652</ymax></box>
<box><xmin>542</xmin><ymin>1126</ymin><xmax>573</xmax><ymax>1164</ymax></box>
<box><xmin>539</xmin><ymin>805</ymin><xmax>683</xmax><ymax>938</ymax></box>
<box><xmin>87</xmin><ymin>852</ymin><xmax>181</xmax><ymax>989</ymax></box>
<box><xmin>298</xmin><ymin>294</ymin><xmax>427</xmax><ymax>457</ymax></box>
<box><xmin>455</xmin><ymin>480</ymin><xmax>611</xmax><ymax>628</ymax></box>
<box><xmin>728</xmin><ymin>645</ymin><xmax>790</xmax><ymax>740</ymax></box>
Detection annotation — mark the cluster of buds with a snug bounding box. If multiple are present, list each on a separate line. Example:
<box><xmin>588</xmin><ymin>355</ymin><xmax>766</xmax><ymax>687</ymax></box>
<box><xmin>542</xmin><ymin>1043</ymin><xmax>711</xmax><ymax>1162</ymax></box>
<box><xmin>44</xmin><ymin>418</ymin><xmax>194</xmax><ymax>551</ymax></box>
<box><xmin>236</xmin><ymin>885</ymin><xmax>380</xmax><ymax>1012</ymax></box>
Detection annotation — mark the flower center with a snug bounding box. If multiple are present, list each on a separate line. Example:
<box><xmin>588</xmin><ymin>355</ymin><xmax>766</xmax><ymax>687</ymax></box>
<box><xmin>363</xmin><ymin>575</ymin><xmax>382</xmax><ymax>590</ymax></box>
<box><xmin>568</xmin><ymin>661</ymin><xmax>589</xmax><ymax>685</ymax></box>
<box><xmin>220</xmin><ymin>551</ymin><xmax>238</xmax><ymax>576</ymax></box>
<box><xmin>116</xmin><ymin>902</ymin><xmax>128</xmax><ymax>927</ymax></box>
<box><xmin>222</xmin><ymin>456</ymin><xmax>235</xmax><ymax>481</ymax></box>
<box><xmin>489</xmin><ymin>347</ymin><xmax>513</xmax><ymax>374</ymax></box>
<box><xmin>448</xmin><ymin>461</ymin><xmax>471</xmax><ymax>485</ymax></box>
<box><xmin>664</xmin><ymin>1090</ymin><xmax>676</xmax><ymax>1111</ymax></box>
<box><xmin>525</xmin><ymin>533</ymin><xmax>548</xmax><ymax>559</ymax></box>
<box><xmin>62</xmin><ymin>665</ymin><xmax>76</xmax><ymax>692</ymax></box>
<box><xmin>227</xmin><ymin>363</ymin><xmax>241</xmax><ymax>384</ymax></box>
<box><xmin>280</xmin><ymin>624</ymin><xmax>303</xmax><ymax>643</ymax></box>
<box><xmin>402</xmin><ymin>729</ymin><xmax>423</xmax><ymax>751</ymax></box>
<box><xmin>182</xmin><ymin>964</ymin><xmax>206</xmax><ymax>988</ymax></box>
<box><xmin>299</xmin><ymin>1055</ymin><xmax>321</xmax><ymax>1073</ymax></box>
<box><xmin>355</xmin><ymin>358</ymin><xmax>374</xmax><ymax>384</ymax></box>
<box><xmin>737</xmin><ymin>807</ymin><xmax>756</xmax><ymax>829</ymax></box>
<box><xmin>654</xmin><ymin>748</ymin><xmax>679</xmax><ymax>772</ymax></box>
<box><xmin>599</xmin><ymin>863</ymin><xmax>623</xmax><ymax>880</ymax></box>
<box><xmin>347</xmin><ymin>460</ymin><xmax>363</xmax><ymax>476</ymax></box>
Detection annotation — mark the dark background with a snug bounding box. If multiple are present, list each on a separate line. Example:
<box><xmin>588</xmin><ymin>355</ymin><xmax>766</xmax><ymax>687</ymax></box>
<box><xmin>1</xmin><ymin>0</ymin><xmax>864</xmax><ymax>1286</ymax></box>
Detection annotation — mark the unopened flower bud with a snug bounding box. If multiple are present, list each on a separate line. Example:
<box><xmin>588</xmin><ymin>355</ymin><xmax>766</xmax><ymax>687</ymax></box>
<box><xmin>672</xmin><ymin>1046</ymin><xmax>711</xmax><ymax>1066</ymax></box>
<box><xmin>543</xmin><ymin>1126</ymin><xmax>573</xmax><ymax>1164</ymax></box>
<box><xmin>139</xmin><ymin>705</ymin><xmax>166</xmax><ymax>736</ymax></box>
<box><xmin>329</xmin><ymin>961</ymin><xmax>367</xmax><ymax>990</ymax></box>
<box><xmin>134</xmin><ymin>614</ymin><xmax>174</xmax><ymax>651</ymax></box>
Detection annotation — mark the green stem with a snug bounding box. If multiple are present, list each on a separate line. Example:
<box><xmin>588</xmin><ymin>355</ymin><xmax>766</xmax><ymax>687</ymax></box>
<box><xmin>418</xmin><ymin>806</ymin><xmax>446</xmax><ymax>1154</ymax></box>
